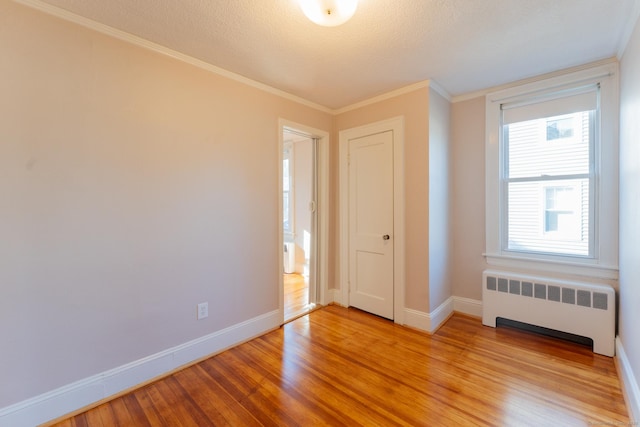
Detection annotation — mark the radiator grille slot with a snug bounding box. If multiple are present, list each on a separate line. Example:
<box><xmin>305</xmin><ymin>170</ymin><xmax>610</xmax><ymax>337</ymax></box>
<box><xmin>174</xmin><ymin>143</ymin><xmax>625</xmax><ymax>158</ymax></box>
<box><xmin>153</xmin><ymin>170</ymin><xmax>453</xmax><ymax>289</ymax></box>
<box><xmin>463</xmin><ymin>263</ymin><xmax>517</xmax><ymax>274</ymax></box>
<box><xmin>509</xmin><ymin>280</ymin><xmax>519</xmax><ymax>294</ymax></box>
<box><xmin>577</xmin><ymin>290</ymin><xmax>591</xmax><ymax>307</ymax></box>
<box><xmin>593</xmin><ymin>292</ymin><xmax>608</xmax><ymax>310</ymax></box>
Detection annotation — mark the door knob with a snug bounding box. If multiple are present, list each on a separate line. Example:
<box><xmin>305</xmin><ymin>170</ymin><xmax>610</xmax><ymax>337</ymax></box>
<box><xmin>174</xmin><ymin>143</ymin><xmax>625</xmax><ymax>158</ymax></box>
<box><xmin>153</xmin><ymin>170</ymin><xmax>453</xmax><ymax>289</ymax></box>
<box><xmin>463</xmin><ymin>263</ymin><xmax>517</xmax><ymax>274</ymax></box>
<box><xmin>382</xmin><ymin>234</ymin><xmax>390</xmax><ymax>240</ymax></box>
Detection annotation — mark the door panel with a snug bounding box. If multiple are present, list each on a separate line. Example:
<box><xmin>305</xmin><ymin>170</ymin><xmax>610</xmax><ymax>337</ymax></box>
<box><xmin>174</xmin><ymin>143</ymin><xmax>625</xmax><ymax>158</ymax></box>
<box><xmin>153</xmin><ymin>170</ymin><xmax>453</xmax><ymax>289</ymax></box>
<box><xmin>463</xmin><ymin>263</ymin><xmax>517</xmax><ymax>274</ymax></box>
<box><xmin>348</xmin><ymin>130</ymin><xmax>394</xmax><ymax>319</ymax></box>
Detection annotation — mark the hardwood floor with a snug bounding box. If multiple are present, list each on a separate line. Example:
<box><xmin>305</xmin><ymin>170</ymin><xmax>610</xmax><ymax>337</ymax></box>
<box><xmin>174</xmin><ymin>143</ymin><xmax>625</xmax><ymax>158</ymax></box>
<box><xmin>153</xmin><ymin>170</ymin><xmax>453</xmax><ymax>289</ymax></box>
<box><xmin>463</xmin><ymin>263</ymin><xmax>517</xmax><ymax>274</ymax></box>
<box><xmin>50</xmin><ymin>306</ymin><xmax>629</xmax><ymax>426</ymax></box>
<box><xmin>284</xmin><ymin>273</ymin><xmax>309</xmax><ymax>321</ymax></box>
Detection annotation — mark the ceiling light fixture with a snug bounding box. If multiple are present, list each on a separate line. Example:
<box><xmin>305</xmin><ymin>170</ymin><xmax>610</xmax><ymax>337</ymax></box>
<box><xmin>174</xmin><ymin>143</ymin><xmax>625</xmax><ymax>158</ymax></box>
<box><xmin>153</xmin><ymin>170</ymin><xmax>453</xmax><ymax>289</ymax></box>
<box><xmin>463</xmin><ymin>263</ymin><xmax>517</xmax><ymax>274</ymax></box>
<box><xmin>299</xmin><ymin>0</ymin><xmax>358</xmax><ymax>27</ymax></box>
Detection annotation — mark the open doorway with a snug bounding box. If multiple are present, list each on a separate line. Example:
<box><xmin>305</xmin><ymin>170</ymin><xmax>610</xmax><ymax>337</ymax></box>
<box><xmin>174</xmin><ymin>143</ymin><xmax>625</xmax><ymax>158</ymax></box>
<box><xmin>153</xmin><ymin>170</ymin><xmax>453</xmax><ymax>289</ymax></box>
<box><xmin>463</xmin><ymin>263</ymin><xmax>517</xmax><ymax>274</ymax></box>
<box><xmin>282</xmin><ymin>128</ymin><xmax>317</xmax><ymax>321</ymax></box>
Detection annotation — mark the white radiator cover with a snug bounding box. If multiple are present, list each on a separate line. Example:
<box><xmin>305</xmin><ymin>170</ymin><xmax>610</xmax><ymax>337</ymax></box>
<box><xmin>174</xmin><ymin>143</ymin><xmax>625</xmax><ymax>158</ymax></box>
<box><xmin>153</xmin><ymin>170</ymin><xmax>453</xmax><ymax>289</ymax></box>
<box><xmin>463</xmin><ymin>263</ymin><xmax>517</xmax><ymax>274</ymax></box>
<box><xmin>482</xmin><ymin>269</ymin><xmax>615</xmax><ymax>357</ymax></box>
<box><xmin>283</xmin><ymin>242</ymin><xmax>295</xmax><ymax>274</ymax></box>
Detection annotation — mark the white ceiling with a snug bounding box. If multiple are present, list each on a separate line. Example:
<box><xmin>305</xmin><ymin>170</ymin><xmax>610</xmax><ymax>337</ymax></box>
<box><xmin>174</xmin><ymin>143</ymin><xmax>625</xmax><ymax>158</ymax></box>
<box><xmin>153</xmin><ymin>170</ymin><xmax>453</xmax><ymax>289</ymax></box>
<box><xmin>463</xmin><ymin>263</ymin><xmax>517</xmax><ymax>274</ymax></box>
<box><xmin>30</xmin><ymin>0</ymin><xmax>639</xmax><ymax>109</ymax></box>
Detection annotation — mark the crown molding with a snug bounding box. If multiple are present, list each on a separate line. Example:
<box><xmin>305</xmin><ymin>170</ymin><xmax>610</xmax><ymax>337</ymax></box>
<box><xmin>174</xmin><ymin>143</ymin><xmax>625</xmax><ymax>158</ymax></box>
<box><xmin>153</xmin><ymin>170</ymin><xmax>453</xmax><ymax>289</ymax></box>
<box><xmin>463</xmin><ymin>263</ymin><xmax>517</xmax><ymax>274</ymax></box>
<box><xmin>451</xmin><ymin>57</ymin><xmax>619</xmax><ymax>103</ymax></box>
<box><xmin>333</xmin><ymin>79</ymin><xmax>452</xmax><ymax>115</ymax></box>
<box><xmin>15</xmin><ymin>0</ymin><xmax>615</xmax><ymax>113</ymax></box>
<box><xmin>12</xmin><ymin>0</ymin><xmax>334</xmax><ymax>115</ymax></box>
<box><xmin>14</xmin><ymin>0</ymin><xmax>451</xmax><ymax>115</ymax></box>
<box><xmin>427</xmin><ymin>80</ymin><xmax>452</xmax><ymax>102</ymax></box>
<box><xmin>333</xmin><ymin>80</ymin><xmax>432</xmax><ymax>114</ymax></box>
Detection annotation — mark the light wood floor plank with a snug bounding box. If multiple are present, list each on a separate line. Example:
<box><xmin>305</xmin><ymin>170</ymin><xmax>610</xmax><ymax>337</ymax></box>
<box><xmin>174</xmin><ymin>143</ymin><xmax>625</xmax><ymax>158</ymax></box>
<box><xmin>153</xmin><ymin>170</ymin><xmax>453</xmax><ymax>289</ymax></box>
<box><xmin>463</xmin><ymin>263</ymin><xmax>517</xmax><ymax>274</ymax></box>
<box><xmin>284</xmin><ymin>273</ymin><xmax>309</xmax><ymax>321</ymax></box>
<box><xmin>49</xmin><ymin>306</ymin><xmax>629</xmax><ymax>426</ymax></box>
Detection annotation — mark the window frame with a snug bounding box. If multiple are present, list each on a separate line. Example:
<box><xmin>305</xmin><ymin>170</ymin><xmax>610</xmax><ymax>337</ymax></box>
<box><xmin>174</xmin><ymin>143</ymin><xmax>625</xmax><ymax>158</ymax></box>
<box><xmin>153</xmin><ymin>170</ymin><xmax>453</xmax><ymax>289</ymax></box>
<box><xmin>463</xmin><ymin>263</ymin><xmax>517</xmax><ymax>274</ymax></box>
<box><xmin>485</xmin><ymin>63</ymin><xmax>619</xmax><ymax>279</ymax></box>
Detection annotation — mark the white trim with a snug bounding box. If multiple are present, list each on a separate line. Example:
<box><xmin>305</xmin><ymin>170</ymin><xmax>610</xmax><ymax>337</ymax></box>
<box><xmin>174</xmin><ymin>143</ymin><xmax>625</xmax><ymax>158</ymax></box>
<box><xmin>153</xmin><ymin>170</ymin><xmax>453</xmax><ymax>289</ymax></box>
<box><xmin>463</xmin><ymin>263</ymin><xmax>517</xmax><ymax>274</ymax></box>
<box><xmin>339</xmin><ymin>117</ymin><xmax>405</xmax><ymax>324</ymax></box>
<box><xmin>403</xmin><ymin>308</ymin><xmax>431</xmax><ymax>332</ymax></box>
<box><xmin>428</xmin><ymin>297</ymin><xmax>454</xmax><ymax>332</ymax></box>
<box><xmin>278</xmin><ymin>120</ymin><xmax>330</xmax><ymax>317</ymax></box>
<box><xmin>12</xmin><ymin>0</ymin><xmax>333</xmax><ymax>115</ymax></box>
<box><xmin>326</xmin><ymin>289</ymin><xmax>345</xmax><ymax>307</ymax></box>
<box><xmin>484</xmin><ymin>254</ymin><xmax>619</xmax><ymax>280</ymax></box>
<box><xmin>334</xmin><ymin>82</ymin><xmax>430</xmax><ymax>114</ymax></box>
<box><xmin>0</xmin><ymin>310</ymin><xmax>280</xmax><ymax>427</ymax></box>
<box><xmin>617</xmin><ymin>0</ymin><xmax>640</xmax><ymax>59</ymax></box>
<box><xmin>403</xmin><ymin>297</ymin><xmax>454</xmax><ymax>334</ymax></box>
<box><xmin>616</xmin><ymin>337</ymin><xmax>640</xmax><ymax>422</ymax></box>
<box><xmin>10</xmin><ymin>0</ymin><xmax>627</xmax><ymax>114</ymax></box>
<box><xmin>9</xmin><ymin>0</ymin><xmax>447</xmax><ymax>115</ymax></box>
<box><xmin>428</xmin><ymin>80</ymin><xmax>452</xmax><ymax>102</ymax></box>
<box><xmin>452</xmin><ymin>297</ymin><xmax>483</xmax><ymax>318</ymax></box>
<box><xmin>452</xmin><ymin>58</ymin><xmax>618</xmax><ymax>104</ymax></box>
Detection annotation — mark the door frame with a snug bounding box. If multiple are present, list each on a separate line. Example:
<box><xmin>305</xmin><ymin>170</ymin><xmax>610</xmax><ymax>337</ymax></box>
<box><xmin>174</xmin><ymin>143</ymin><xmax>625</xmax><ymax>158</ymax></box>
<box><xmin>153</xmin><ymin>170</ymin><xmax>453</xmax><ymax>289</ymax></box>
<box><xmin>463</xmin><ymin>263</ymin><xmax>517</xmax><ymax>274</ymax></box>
<box><xmin>278</xmin><ymin>119</ymin><xmax>330</xmax><ymax>324</ymax></box>
<box><xmin>339</xmin><ymin>116</ymin><xmax>405</xmax><ymax>324</ymax></box>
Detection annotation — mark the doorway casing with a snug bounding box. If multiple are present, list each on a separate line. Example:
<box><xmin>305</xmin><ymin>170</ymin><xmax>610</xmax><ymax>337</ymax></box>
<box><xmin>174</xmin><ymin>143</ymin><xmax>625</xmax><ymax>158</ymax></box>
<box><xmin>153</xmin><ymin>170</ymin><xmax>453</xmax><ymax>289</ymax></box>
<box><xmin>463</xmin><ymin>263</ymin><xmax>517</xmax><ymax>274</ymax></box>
<box><xmin>278</xmin><ymin>119</ymin><xmax>330</xmax><ymax>324</ymax></box>
<box><xmin>338</xmin><ymin>116</ymin><xmax>406</xmax><ymax>324</ymax></box>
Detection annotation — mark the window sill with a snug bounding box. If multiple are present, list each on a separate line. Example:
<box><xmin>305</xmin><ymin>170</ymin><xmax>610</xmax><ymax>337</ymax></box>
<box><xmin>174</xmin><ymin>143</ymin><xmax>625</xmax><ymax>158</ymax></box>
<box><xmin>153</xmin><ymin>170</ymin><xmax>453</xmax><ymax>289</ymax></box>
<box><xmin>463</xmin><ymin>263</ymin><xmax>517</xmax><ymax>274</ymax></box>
<box><xmin>484</xmin><ymin>252</ymin><xmax>619</xmax><ymax>280</ymax></box>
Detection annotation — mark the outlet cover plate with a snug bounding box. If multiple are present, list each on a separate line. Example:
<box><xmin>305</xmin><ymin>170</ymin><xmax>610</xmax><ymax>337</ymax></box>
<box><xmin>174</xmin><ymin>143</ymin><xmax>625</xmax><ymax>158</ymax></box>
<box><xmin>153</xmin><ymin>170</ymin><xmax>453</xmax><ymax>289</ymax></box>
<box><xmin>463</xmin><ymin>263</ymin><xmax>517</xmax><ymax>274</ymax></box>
<box><xmin>197</xmin><ymin>302</ymin><xmax>208</xmax><ymax>320</ymax></box>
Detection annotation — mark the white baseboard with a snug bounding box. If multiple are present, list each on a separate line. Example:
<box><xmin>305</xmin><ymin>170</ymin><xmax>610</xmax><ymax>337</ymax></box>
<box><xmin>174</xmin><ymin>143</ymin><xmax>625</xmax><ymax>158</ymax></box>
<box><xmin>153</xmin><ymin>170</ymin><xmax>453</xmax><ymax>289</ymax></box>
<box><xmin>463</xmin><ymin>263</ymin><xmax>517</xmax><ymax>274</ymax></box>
<box><xmin>616</xmin><ymin>337</ymin><xmax>640</xmax><ymax>422</ymax></box>
<box><xmin>0</xmin><ymin>310</ymin><xmax>280</xmax><ymax>427</ymax></box>
<box><xmin>403</xmin><ymin>307</ymin><xmax>430</xmax><ymax>331</ymax></box>
<box><xmin>327</xmin><ymin>288</ymin><xmax>346</xmax><ymax>307</ymax></box>
<box><xmin>404</xmin><ymin>297</ymin><xmax>454</xmax><ymax>334</ymax></box>
<box><xmin>453</xmin><ymin>297</ymin><xmax>483</xmax><ymax>318</ymax></box>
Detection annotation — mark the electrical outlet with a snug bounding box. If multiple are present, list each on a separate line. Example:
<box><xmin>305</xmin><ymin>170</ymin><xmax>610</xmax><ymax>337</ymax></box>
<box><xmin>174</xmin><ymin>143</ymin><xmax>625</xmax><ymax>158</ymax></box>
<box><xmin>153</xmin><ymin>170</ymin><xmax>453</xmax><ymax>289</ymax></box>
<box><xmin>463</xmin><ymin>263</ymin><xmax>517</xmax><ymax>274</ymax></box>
<box><xmin>197</xmin><ymin>302</ymin><xmax>208</xmax><ymax>320</ymax></box>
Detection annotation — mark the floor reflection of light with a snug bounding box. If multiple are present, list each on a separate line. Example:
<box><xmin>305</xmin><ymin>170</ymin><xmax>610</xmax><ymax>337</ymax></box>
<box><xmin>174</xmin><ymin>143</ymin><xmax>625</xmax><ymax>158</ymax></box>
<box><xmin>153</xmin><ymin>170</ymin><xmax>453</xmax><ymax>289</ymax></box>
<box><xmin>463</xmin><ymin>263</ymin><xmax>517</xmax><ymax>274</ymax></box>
<box><xmin>499</xmin><ymin>391</ymin><xmax>587</xmax><ymax>426</ymax></box>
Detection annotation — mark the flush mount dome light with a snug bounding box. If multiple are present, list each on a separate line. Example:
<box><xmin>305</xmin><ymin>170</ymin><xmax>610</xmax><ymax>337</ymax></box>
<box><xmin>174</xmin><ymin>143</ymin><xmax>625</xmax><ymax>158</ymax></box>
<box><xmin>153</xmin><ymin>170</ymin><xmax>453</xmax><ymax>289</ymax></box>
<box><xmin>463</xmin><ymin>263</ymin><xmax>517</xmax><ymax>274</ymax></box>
<box><xmin>299</xmin><ymin>0</ymin><xmax>358</xmax><ymax>27</ymax></box>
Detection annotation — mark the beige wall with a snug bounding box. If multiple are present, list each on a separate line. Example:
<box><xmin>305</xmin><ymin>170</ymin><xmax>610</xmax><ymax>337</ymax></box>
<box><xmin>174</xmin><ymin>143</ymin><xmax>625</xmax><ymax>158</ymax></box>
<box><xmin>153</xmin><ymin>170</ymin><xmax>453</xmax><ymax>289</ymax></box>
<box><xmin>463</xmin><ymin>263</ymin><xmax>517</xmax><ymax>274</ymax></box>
<box><xmin>8</xmin><ymin>0</ymin><xmax>634</xmax><ymax>416</ymax></box>
<box><xmin>450</xmin><ymin>96</ymin><xmax>487</xmax><ymax>301</ymax></box>
<box><xmin>0</xmin><ymin>0</ymin><xmax>331</xmax><ymax>408</ymax></box>
<box><xmin>619</xmin><ymin>10</ymin><xmax>640</xmax><ymax>412</ymax></box>
<box><xmin>333</xmin><ymin>88</ymin><xmax>431</xmax><ymax>312</ymax></box>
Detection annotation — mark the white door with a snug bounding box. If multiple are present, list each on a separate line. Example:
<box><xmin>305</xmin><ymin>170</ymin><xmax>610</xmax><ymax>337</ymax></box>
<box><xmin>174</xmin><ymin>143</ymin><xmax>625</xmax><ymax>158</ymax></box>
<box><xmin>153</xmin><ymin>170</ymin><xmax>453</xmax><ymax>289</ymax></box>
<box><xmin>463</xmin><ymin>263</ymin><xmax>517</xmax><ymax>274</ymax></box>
<box><xmin>348</xmin><ymin>130</ymin><xmax>394</xmax><ymax>319</ymax></box>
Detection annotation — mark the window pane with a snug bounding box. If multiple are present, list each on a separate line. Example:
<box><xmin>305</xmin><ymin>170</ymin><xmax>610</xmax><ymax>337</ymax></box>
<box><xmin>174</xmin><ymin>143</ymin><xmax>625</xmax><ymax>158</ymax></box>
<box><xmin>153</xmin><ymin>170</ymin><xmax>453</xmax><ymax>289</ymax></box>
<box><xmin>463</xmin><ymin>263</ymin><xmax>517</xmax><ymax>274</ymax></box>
<box><xmin>283</xmin><ymin>159</ymin><xmax>290</xmax><ymax>191</ymax></box>
<box><xmin>283</xmin><ymin>192</ymin><xmax>290</xmax><ymax>230</ymax></box>
<box><xmin>506</xmin><ymin>111</ymin><xmax>591</xmax><ymax>179</ymax></box>
<box><xmin>546</xmin><ymin>117</ymin><xmax>574</xmax><ymax>140</ymax></box>
<box><xmin>504</xmin><ymin>107</ymin><xmax>593</xmax><ymax>257</ymax></box>
<box><xmin>507</xmin><ymin>179</ymin><xmax>589</xmax><ymax>256</ymax></box>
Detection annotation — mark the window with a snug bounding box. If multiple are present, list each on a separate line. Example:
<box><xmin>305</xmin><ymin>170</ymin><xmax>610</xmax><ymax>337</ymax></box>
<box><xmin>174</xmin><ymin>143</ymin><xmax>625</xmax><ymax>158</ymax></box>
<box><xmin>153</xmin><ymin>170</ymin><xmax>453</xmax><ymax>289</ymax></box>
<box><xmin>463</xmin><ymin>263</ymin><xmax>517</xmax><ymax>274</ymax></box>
<box><xmin>283</xmin><ymin>142</ymin><xmax>294</xmax><ymax>235</ymax></box>
<box><xmin>546</xmin><ymin>116</ymin><xmax>575</xmax><ymax>140</ymax></box>
<box><xmin>544</xmin><ymin>185</ymin><xmax>579</xmax><ymax>235</ymax></box>
<box><xmin>505</xmin><ymin>107</ymin><xmax>593</xmax><ymax>257</ymax></box>
<box><xmin>485</xmin><ymin>63</ymin><xmax>618</xmax><ymax>278</ymax></box>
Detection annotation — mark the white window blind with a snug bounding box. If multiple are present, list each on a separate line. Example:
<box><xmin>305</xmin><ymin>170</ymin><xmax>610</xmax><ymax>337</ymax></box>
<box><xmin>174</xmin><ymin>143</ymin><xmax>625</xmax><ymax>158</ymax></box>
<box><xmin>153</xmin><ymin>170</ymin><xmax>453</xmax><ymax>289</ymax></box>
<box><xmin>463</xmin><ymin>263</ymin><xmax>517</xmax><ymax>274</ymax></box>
<box><xmin>501</xmin><ymin>85</ymin><xmax>597</xmax><ymax>257</ymax></box>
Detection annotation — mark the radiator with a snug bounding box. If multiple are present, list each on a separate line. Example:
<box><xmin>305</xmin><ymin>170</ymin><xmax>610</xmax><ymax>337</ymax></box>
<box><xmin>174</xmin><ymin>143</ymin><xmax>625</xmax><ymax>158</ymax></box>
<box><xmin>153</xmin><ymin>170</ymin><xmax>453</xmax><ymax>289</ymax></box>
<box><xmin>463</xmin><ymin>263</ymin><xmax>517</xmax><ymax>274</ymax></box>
<box><xmin>482</xmin><ymin>269</ymin><xmax>615</xmax><ymax>356</ymax></box>
<box><xmin>283</xmin><ymin>242</ymin><xmax>295</xmax><ymax>274</ymax></box>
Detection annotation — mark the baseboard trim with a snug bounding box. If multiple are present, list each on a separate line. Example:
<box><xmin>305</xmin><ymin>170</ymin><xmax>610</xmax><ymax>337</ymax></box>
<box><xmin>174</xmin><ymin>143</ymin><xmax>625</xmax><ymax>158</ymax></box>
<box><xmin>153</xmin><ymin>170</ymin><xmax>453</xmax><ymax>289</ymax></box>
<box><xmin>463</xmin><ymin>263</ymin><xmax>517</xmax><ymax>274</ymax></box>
<box><xmin>327</xmin><ymin>288</ymin><xmax>344</xmax><ymax>307</ymax></box>
<box><xmin>453</xmin><ymin>297</ymin><xmax>483</xmax><ymax>318</ymax></box>
<box><xmin>0</xmin><ymin>310</ymin><xmax>280</xmax><ymax>427</ymax></box>
<box><xmin>403</xmin><ymin>308</ymin><xmax>430</xmax><ymax>331</ymax></box>
<box><xmin>404</xmin><ymin>297</ymin><xmax>454</xmax><ymax>334</ymax></box>
<box><xmin>616</xmin><ymin>337</ymin><xmax>640</xmax><ymax>422</ymax></box>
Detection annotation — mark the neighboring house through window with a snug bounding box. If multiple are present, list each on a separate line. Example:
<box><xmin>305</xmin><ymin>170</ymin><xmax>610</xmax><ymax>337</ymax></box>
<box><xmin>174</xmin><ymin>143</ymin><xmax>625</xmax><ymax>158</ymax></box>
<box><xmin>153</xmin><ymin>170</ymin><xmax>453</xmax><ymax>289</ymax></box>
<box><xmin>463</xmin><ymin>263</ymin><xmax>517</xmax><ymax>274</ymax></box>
<box><xmin>283</xmin><ymin>142</ymin><xmax>294</xmax><ymax>238</ymax></box>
